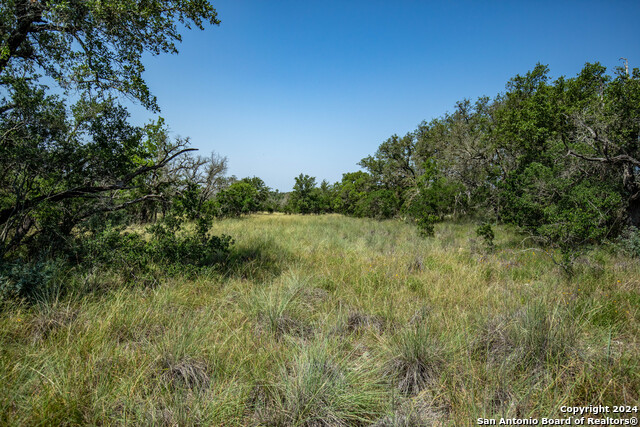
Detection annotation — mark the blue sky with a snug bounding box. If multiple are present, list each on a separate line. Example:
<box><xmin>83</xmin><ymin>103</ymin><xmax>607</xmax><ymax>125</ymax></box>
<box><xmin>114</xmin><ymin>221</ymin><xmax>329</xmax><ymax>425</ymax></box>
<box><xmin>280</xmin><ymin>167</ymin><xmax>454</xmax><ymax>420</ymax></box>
<box><xmin>129</xmin><ymin>0</ymin><xmax>640</xmax><ymax>191</ymax></box>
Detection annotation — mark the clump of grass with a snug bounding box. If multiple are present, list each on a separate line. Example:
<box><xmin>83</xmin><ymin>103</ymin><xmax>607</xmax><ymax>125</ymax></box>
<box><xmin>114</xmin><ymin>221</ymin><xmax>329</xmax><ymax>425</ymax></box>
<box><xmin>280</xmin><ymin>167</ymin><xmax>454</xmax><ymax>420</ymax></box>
<box><xmin>510</xmin><ymin>303</ymin><xmax>577</xmax><ymax>370</ymax></box>
<box><xmin>244</xmin><ymin>275</ymin><xmax>313</xmax><ymax>340</ymax></box>
<box><xmin>160</xmin><ymin>355</ymin><xmax>211</xmax><ymax>391</ymax></box>
<box><xmin>471</xmin><ymin>314</ymin><xmax>514</xmax><ymax>366</ymax></box>
<box><xmin>29</xmin><ymin>303</ymin><xmax>78</xmax><ymax>342</ymax></box>
<box><xmin>384</xmin><ymin>324</ymin><xmax>444</xmax><ymax>396</ymax></box>
<box><xmin>344</xmin><ymin>310</ymin><xmax>385</xmax><ymax>335</ymax></box>
<box><xmin>485</xmin><ymin>381</ymin><xmax>517</xmax><ymax>415</ymax></box>
<box><xmin>371</xmin><ymin>397</ymin><xmax>444</xmax><ymax>426</ymax></box>
<box><xmin>256</xmin><ymin>341</ymin><xmax>386</xmax><ymax>426</ymax></box>
<box><xmin>473</xmin><ymin>303</ymin><xmax>577</xmax><ymax>371</ymax></box>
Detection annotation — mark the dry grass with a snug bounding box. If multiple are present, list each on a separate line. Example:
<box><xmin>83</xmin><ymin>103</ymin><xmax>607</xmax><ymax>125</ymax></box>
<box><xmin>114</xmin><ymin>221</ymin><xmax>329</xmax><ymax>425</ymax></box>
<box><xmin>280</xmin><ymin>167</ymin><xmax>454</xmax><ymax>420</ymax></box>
<box><xmin>0</xmin><ymin>213</ymin><xmax>638</xmax><ymax>425</ymax></box>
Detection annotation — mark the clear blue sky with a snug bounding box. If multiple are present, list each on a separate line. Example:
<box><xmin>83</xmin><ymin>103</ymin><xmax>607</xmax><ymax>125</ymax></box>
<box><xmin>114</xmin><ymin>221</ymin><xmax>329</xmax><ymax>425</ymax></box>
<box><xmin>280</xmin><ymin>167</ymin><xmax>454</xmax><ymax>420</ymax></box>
<box><xmin>128</xmin><ymin>0</ymin><xmax>640</xmax><ymax>191</ymax></box>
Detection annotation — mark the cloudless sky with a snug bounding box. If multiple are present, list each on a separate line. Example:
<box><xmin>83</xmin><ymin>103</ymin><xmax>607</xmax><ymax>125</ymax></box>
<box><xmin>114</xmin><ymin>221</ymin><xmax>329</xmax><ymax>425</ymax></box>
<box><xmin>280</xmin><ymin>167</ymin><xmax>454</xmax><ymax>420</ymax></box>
<box><xmin>128</xmin><ymin>0</ymin><xmax>640</xmax><ymax>191</ymax></box>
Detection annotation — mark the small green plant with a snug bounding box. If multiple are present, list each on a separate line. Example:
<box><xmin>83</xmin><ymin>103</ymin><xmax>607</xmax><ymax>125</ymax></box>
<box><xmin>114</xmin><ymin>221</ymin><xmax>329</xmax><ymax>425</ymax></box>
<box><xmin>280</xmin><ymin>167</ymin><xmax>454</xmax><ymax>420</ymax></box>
<box><xmin>476</xmin><ymin>223</ymin><xmax>495</xmax><ymax>250</ymax></box>
<box><xmin>416</xmin><ymin>214</ymin><xmax>438</xmax><ymax>237</ymax></box>
<box><xmin>0</xmin><ymin>259</ymin><xmax>62</xmax><ymax>302</ymax></box>
<box><xmin>616</xmin><ymin>226</ymin><xmax>640</xmax><ymax>258</ymax></box>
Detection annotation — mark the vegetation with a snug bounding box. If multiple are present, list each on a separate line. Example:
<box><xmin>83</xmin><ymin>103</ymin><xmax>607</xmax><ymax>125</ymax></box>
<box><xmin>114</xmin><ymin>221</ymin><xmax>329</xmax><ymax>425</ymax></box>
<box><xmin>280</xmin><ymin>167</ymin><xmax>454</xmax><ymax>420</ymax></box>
<box><xmin>1</xmin><ymin>0</ymin><xmax>639</xmax><ymax>424</ymax></box>
<box><xmin>1</xmin><ymin>215</ymin><xmax>638</xmax><ymax>424</ymax></box>
<box><xmin>258</xmin><ymin>63</ymin><xmax>640</xmax><ymax>271</ymax></box>
<box><xmin>0</xmin><ymin>0</ymin><xmax>220</xmax><ymax>259</ymax></box>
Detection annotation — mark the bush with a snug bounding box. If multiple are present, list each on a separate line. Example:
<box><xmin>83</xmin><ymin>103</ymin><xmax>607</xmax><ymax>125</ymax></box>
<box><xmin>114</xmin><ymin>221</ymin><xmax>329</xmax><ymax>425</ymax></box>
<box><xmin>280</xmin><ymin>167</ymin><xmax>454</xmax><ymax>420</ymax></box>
<box><xmin>150</xmin><ymin>227</ymin><xmax>233</xmax><ymax>267</ymax></box>
<box><xmin>0</xmin><ymin>259</ymin><xmax>62</xmax><ymax>302</ymax></box>
<box><xmin>616</xmin><ymin>226</ymin><xmax>640</xmax><ymax>258</ymax></box>
<box><xmin>476</xmin><ymin>223</ymin><xmax>495</xmax><ymax>250</ymax></box>
<box><xmin>416</xmin><ymin>213</ymin><xmax>439</xmax><ymax>237</ymax></box>
<box><xmin>354</xmin><ymin>189</ymin><xmax>399</xmax><ymax>219</ymax></box>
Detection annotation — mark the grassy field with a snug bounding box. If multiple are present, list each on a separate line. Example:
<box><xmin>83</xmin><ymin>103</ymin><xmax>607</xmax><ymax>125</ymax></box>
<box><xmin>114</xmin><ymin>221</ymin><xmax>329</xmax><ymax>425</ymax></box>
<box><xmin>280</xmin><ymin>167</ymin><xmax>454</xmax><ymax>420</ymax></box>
<box><xmin>1</xmin><ymin>214</ymin><xmax>638</xmax><ymax>425</ymax></box>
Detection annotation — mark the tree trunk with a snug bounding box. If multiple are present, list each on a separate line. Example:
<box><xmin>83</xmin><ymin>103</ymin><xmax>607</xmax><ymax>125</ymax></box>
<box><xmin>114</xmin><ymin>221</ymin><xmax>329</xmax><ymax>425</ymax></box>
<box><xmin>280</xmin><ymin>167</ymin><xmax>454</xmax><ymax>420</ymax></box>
<box><xmin>628</xmin><ymin>197</ymin><xmax>640</xmax><ymax>228</ymax></box>
<box><xmin>623</xmin><ymin>163</ymin><xmax>640</xmax><ymax>227</ymax></box>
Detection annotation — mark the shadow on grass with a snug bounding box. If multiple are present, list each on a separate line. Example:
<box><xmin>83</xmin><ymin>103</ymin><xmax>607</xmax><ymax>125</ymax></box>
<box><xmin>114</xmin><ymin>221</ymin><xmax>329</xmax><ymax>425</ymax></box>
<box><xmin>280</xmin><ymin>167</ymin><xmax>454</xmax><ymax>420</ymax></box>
<box><xmin>217</xmin><ymin>237</ymin><xmax>295</xmax><ymax>283</ymax></box>
<box><xmin>0</xmin><ymin>235</ymin><xmax>295</xmax><ymax>308</ymax></box>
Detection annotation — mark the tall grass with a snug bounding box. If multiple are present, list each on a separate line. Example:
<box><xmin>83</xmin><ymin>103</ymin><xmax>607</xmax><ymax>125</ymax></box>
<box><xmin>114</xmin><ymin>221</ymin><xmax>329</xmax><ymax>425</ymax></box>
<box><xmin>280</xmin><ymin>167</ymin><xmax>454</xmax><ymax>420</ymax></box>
<box><xmin>0</xmin><ymin>213</ymin><xmax>638</xmax><ymax>425</ymax></box>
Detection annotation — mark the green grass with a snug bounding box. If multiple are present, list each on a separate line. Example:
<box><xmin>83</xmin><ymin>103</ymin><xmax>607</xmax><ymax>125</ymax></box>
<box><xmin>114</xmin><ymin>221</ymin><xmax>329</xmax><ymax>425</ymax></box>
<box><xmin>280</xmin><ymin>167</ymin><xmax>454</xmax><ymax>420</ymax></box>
<box><xmin>1</xmin><ymin>213</ymin><xmax>638</xmax><ymax>425</ymax></box>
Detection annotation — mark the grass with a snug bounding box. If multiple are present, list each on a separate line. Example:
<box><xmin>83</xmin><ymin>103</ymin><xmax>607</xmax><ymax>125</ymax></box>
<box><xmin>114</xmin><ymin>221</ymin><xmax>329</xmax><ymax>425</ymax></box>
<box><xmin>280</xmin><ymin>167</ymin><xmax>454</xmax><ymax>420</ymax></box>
<box><xmin>0</xmin><ymin>213</ymin><xmax>638</xmax><ymax>425</ymax></box>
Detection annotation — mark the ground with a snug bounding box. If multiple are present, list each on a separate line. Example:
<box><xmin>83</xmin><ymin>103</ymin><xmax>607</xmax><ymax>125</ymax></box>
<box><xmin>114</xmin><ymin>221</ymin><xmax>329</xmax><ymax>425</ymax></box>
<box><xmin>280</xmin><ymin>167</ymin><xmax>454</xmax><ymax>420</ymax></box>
<box><xmin>1</xmin><ymin>214</ymin><xmax>638</xmax><ymax>425</ymax></box>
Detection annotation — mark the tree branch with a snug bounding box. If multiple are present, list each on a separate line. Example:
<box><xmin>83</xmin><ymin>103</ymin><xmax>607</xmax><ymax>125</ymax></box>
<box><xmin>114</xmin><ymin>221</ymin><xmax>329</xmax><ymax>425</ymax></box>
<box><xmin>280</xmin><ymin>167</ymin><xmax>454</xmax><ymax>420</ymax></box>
<box><xmin>77</xmin><ymin>194</ymin><xmax>165</xmax><ymax>221</ymax></box>
<box><xmin>565</xmin><ymin>148</ymin><xmax>640</xmax><ymax>167</ymax></box>
<box><xmin>0</xmin><ymin>147</ymin><xmax>198</xmax><ymax>227</ymax></box>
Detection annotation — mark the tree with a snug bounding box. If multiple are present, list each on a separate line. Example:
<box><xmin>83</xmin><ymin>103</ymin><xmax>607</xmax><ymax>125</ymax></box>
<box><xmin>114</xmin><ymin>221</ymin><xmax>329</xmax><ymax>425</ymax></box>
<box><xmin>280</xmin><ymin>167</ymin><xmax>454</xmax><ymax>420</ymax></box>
<box><xmin>359</xmin><ymin>132</ymin><xmax>422</xmax><ymax>202</ymax></box>
<box><xmin>417</xmin><ymin>97</ymin><xmax>500</xmax><ymax>217</ymax></box>
<box><xmin>335</xmin><ymin>171</ymin><xmax>373</xmax><ymax>216</ymax></box>
<box><xmin>240</xmin><ymin>177</ymin><xmax>270</xmax><ymax>211</ymax></box>
<box><xmin>495</xmin><ymin>63</ymin><xmax>625</xmax><ymax>256</ymax></box>
<box><xmin>289</xmin><ymin>174</ymin><xmax>319</xmax><ymax>214</ymax></box>
<box><xmin>216</xmin><ymin>182</ymin><xmax>260</xmax><ymax>217</ymax></box>
<box><xmin>0</xmin><ymin>0</ymin><xmax>220</xmax><ymax>258</ymax></box>
<box><xmin>0</xmin><ymin>0</ymin><xmax>219</xmax><ymax>110</ymax></box>
<box><xmin>563</xmin><ymin>64</ymin><xmax>640</xmax><ymax>226</ymax></box>
<box><xmin>169</xmin><ymin>151</ymin><xmax>228</xmax><ymax>219</ymax></box>
<box><xmin>316</xmin><ymin>180</ymin><xmax>337</xmax><ymax>214</ymax></box>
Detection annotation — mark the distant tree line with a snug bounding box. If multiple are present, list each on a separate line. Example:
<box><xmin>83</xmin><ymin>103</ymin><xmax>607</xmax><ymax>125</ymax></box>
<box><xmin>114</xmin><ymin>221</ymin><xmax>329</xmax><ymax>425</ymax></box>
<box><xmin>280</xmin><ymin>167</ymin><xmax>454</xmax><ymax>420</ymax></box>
<box><xmin>112</xmin><ymin>61</ymin><xmax>640</xmax><ymax>260</ymax></box>
<box><xmin>275</xmin><ymin>63</ymin><xmax>640</xmax><ymax>256</ymax></box>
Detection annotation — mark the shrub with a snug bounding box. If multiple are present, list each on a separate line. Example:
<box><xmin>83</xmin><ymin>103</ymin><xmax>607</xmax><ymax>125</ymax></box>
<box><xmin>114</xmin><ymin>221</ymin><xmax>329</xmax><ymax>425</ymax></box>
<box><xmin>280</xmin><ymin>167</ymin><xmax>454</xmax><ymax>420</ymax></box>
<box><xmin>0</xmin><ymin>259</ymin><xmax>62</xmax><ymax>302</ymax></box>
<box><xmin>147</xmin><ymin>218</ymin><xmax>233</xmax><ymax>267</ymax></box>
<box><xmin>415</xmin><ymin>214</ymin><xmax>439</xmax><ymax>237</ymax></box>
<box><xmin>616</xmin><ymin>226</ymin><xmax>640</xmax><ymax>258</ymax></box>
<box><xmin>476</xmin><ymin>223</ymin><xmax>495</xmax><ymax>250</ymax></box>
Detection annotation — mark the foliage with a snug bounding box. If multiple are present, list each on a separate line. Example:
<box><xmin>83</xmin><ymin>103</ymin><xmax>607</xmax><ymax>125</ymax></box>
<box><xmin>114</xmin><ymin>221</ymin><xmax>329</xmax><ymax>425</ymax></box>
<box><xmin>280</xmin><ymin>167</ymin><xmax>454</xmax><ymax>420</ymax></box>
<box><xmin>402</xmin><ymin>161</ymin><xmax>463</xmax><ymax>237</ymax></box>
<box><xmin>334</xmin><ymin>171</ymin><xmax>374</xmax><ymax>216</ymax></box>
<box><xmin>288</xmin><ymin>174</ymin><xmax>320</xmax><ymax>214</ymax></box>
<box><xmin>615</xmin><ymin>226</ymin><xmax>640</xmax><ymax>258</ymax></box>
<box><xmin>78</xmin><ymin>214</ymin><xmax>233</xmax><ymax>282</ymax></box>
<box><xmin>0</xmin><ymin>0</ymin><xmax>220</xmax><ymax>259</ymax></box>
<box><xmin>216</xmin><ymin>182</ymin><xmax>261</xmax><ymax>217</ymax></box>
<box><xmin>240</xmin><ymin>177</ymin><xmax>271</xmax><ymax>209</ymax></box>
<box><xmin>476</xmin><ymin>223</ymin><xmax>495</xmax><ymax>250</ymax></box>
<box><xmin>354</xmin><ymin>189</ymin><xmax>399</xmax><ymax>219</ymax></box>
<box><xmin>0</xmin><ymin>259</ymin><xmax>61</xmax><ymax>302</ymax></box>
<box><xmin>168</xmin><ymin>151</ymin><xmax>228</xmax><ymax>220</ymax></box>
<box><xmin>332</xmin><ymin>61</ymin><xmax>638</xmax><ymax>252</ymax></box>
<box><xmin>0</xmin><ymin>0</ymin><xmax>219</xmax><ymax>109</ymax></box>
<box><xmin>145</xmin><ymin>216</ymin><xmax>233</xmax><ymax>267</ymax></box>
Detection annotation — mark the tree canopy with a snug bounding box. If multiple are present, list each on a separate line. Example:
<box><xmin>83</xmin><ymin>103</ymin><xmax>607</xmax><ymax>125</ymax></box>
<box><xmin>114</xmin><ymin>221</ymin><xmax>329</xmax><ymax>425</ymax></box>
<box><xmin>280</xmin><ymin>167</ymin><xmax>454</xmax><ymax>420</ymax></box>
<box><xmin>0</xmin><ymin>1</ymin><xmax>219</xmax><ymax>258</ymax></box>
<box><xmin>282</xmin><ymin>62</ymin><xmax>639</xmax><ymax>256</ymax></box>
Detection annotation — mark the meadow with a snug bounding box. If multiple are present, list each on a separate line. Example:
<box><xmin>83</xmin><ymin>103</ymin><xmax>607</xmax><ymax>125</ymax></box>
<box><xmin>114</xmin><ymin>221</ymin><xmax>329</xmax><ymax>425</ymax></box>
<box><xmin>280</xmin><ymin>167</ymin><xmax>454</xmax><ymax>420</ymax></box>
<box><xmin>0</xmin><ymin>214</ymin><xmax>638</xmax><ymax>425</ymax></box>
